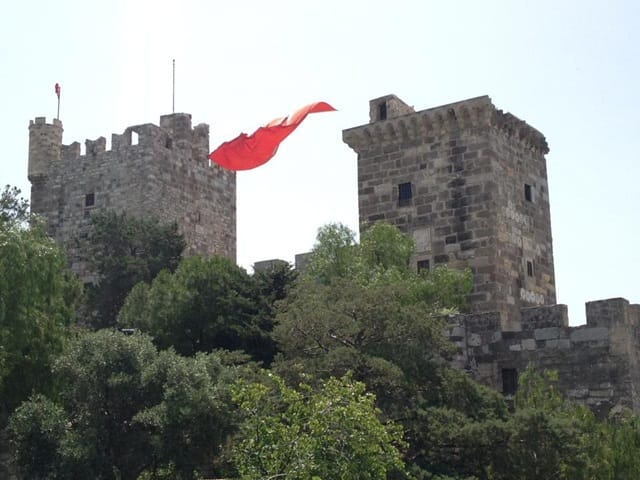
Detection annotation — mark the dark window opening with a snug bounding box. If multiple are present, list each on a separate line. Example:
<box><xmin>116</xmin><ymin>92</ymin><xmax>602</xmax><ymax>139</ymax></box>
<box><xmin>398</xmin><ymin>182</ymin><xmax>412</xmax><ymax>206</ymax></box>
<box><xmin>524</xmin><ymin>183</ymin><xmax>532</xmax><ymax>202</ymax></box>
<box><xmin>417</xmin><ymin>259</ymin><xmax>430</xmax><ymax>273</ymax></box>
<box><xmin>378</xmin><ymin>102</ymin><xmax>387</xmax><ymax>121</ymax></box>
<box><xmin>166</xmin><ymin>137</ymin><xmax>173</xmax><ymax>149</ymax></box>
<box><xmin>85</xmin><ymin>193</ymin><xmax>95</xmax><ymax>207</ymax></box>
<box><xmin>502</xmin><ymin>368</ymin><xmax>518</xmax><ymax>396</ymax></box>
<box><xmin>527</xmin><ymin>260</ymin><xmax>534</xmax><ymax>277</ymax></box>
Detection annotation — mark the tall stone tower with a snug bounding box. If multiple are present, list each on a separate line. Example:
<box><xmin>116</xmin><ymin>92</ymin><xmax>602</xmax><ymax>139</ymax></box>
<box><xmin>28</xmin><ymin>114</ymin><xmax>235</xmax><ymax>279</ymax></box>
<box><xmin>343</xmin><ymin>95</ymin><xmax>555</xmax><ymax>329</ymax></box>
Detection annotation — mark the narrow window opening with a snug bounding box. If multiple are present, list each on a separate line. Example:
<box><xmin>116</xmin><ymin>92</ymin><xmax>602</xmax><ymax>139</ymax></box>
<box><xmin>378</xmin><ymin>102</ymin><xmax>387</xmax><ymax>121</ymax></box>
<box><xmin>502</xmin><ymin>368</ymin><xmax>518</xmax><ymax>396</ymax></box>
<box><xmin>526</xmin><ymin>260</ymin><xmax>534</xmax><ymax>277</ymax></box>
<box><xmin>131</xmin><ymin>131</ymin><xmax>139</xmax><ymax>146</ymax></box>
<box><xmin>166</xmin><ymin>137</ymin><xmax>173</xmax><ymax>149</ymax></box>
<box><xmin>524</xmin><ymin>183</ymin><xmax>532</xmax><ymax>202</ymax></box>
<box><xmin>85</xmin><ymin>193</ymin><xmax>95</xmax><ymax>207</ymax></box>
<box><xmin>417</xmin><ymin>259</ymin><xmax>430</xmax><ymax>273</ymax></box>
<box><xmin>398</xmin><ymin>182</ymin><xmax>412</xmax><ymax>207</ymax></box>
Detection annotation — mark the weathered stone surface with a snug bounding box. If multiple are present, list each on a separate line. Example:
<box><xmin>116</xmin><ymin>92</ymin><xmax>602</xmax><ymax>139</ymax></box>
<box><xmin>343</xmin><ymin>95</ymin><xmax>556</xmax><ymax>330</ymax></box>
<box><xmin>445</xmin><ymin>297</ymin><xmax>640</xmax><ymax>418</ymax></box>
<box><xmin>570</xmin><ymin>327</ymin><xmax>609</xmax><ymax>343</ymax></box>
<box><xmin>28</xmin><ymin>114</ymin><xmax>236</xmax><ymax>281</ymax></box>
<box><xmin>534</xmin><ymin>327</ymin><xmax>560</xmax><ymax>341</ymax></box>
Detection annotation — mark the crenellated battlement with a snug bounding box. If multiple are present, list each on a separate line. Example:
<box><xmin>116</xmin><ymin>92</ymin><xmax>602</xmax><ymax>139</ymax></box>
<box><xmin>447</xmin><ymin>297</ymin><xmax>640</xmax><ymax>416</ymax></box>
<box><xmin>344</xmin><ymin>94</ymin><xmax>548</xmax><ymax>154</ymax></box>
<box><xmin>39</xmin><ymin>115</ymin><xmax>213</xmax><ymax>166</ymax></box>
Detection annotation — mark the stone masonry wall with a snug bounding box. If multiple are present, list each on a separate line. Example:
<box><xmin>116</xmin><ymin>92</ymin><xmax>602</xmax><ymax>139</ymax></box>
<box><xmin>343</xmin><ymin>95</ymin><xmax>555</xmax><ymax>330</ymax></box>
<box><xmin>447</xmin><ymin>297</ymin><xmax>640</xmax><ymax>417</ymax></box>
<box><xmin>28</xmin><ymin>114</ymin><xmax>235</xmax><ymax>281</ymax></box>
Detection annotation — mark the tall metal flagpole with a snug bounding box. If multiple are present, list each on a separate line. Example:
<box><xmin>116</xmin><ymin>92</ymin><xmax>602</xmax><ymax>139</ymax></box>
<box><xmin>172</xmin><ymin>59</ymin><xmax>175</xmax><ymax>113</ymax></box>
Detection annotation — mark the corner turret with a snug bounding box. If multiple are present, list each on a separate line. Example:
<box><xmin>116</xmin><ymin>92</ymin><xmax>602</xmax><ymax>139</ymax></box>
<box><xmin>28</xmin><ymin>117</ymin><xmax>62</xmax><ymax>181</ymax></box>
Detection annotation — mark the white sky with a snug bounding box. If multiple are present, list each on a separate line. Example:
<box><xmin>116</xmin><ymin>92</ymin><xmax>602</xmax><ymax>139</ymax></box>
<box><xmin>1</xmin><ymin>0</ymin><xmax>638</xmax><ymax>325</ymax></box>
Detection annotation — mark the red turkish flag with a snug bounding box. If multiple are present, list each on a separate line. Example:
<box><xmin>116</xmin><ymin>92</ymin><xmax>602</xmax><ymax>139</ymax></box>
<box><xmin>208</xmin><ymin>101</ymin><xmax>336</xmax><ymax>171</ymax></box>
<box><xmin>55</xmin><ymin>83</ymin><xmax>61</xmax><ymax>98</ymax></box>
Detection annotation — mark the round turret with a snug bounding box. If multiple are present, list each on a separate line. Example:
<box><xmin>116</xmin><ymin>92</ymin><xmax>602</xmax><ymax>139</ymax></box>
<box><xmin>28</xmin><ymin>117</ymin><xmax>63</xmax><ymax>181</ymax></box>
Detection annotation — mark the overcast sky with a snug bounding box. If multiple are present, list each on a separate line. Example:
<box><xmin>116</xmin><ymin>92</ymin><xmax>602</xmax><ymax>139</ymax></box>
<box><xmin>1</xmin><ymin>0</ymin><xmax>638</xmax><ymax>325</ymax></box>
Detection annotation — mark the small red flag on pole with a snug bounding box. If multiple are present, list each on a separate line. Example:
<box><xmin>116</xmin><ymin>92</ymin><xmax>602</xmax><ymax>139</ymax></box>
<box><xmin>54</xmin><ymin>83</ymin><xmax>61</xmax><ymax>119</ymax></box>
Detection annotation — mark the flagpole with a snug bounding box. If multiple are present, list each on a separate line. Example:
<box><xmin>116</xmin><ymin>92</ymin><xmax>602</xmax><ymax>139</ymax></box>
<box><xmin>172</xmin><ymin>59</ymin><xmax>175</xmax><ymax>113</ymax></box>
<box><xmin>55</xmin><ymin>83</ymin><xmax>61</xmax><ymax>120</ymax></box>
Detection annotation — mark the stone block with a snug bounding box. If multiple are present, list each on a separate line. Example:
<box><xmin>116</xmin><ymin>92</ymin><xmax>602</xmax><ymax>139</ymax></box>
<box><xmin>570</xmin><ymin>327</ymin><xmax>609</xmax><ymax>343</ymax></box>
<box><xmin>534</xmin><ymin>327</ymin><xmax>560</xmax><ymax>341</ymax></box>
<box><xmin>449</xmin><ymin>326</ymin><xmax>465</xmax><ymax>339</ymax></box>
<box><xmin>521</xmin><ymin>338</ymin><xmax>536</xmax><ymax>351</ymax></box>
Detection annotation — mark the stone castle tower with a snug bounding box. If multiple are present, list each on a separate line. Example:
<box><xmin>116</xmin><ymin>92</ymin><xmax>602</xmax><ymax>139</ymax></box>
<box><xmin>344</xmin><ymin>95</ymin><xmax>640</xmax><ymax>415</ymax></box>
<box><xmin>28</xmin><ymin>113</ymin><xmax>235</xmax><ymax>278</ymax></box>
<box><xmin>343</xmin><ymin>95</ymin><xmax>555</xmax><ymax>330</ymax></box>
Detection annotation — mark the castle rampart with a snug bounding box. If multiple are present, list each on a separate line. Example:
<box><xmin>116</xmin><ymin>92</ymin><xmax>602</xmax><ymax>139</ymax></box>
<box><xmin>449</xmin><ymin>297</ymin><xmax>640</xmax><ymax>416</ymax></box>
<box><xmin>28</xmin><ymin>114</ymin><xmax>236</xmax><ymax>280</ymax></box>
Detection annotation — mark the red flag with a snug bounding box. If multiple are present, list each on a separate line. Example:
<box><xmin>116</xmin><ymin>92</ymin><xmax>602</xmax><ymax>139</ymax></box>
<box><xmin>208</xmin><ymin>101</ymin><xmax>336</xmax><ymax>171</ymax></box>
<box><xmin>55</xmin><ymin>83</ymin><xmax>61</xmax><ymax>98</ymax></box>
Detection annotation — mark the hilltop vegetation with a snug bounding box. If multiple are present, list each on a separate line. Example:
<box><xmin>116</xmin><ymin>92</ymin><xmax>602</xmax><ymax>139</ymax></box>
<box><xmin>2</xmin><ymin>185</ymin><xmax>640</xmax><ymax>480</ymax></box>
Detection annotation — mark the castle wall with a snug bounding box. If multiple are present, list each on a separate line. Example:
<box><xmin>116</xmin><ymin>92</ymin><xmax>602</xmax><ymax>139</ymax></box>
<box><xmin>343</xmin><ymin>95</ymin><xmax>555</xmax><ymax>330</ymax></box>
<box><xmin>448</xmin><ymin>297</ymin><xmax>640</xmax><ymax>417</ymax></box>
<box><xmin>28</xmin><ymin>114</ymin><xmax>235</xmax><ymax>280</ymax></box>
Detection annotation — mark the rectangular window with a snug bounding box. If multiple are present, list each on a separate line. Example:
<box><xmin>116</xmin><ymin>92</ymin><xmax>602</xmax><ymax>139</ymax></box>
<box><xmin>502</xmin><ymin>368</ymin><xmax>518</xmax><ymax>396</ymax></box>
<box><xmin>524</xmin><ymin>183</ymin><xmax>532</xmax><ymax>202</ymax></box>
<box><xmin>85</xmin><ymin>193</ymin><xmax>95</xmax><ymax>207</ymax></box>
<box><xmin>527</xmin><ymin>260</ymin><xmax>534</xmax><ymax>277</ymax></box>
<box><xmin>378</xmin><ymin>102</ymin><xmax>387</xmax><ymax>121</ymax></box>
<box><xmin>398</xmin><ymin>182</ymin><xmax>412</xmax><ymax>206</ymax></box>
<box><xmin>417</xmin><ymin>259</ymin><xmax>430</xmax><ymax>273</ymax></box>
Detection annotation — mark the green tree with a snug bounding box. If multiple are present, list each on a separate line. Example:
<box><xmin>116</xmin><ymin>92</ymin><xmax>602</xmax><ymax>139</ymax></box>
<box><xmin>9</xmin><ymin>330</ymin><xmax>238</xmax><ymax>480</ymax></box>
<box><xmin>0</xmin><ymin>187</ymin><xmax>80</xmax><ymax>418</ymax></box>
<box><xmin>118</xmin><ymin>256</ymin><xmax>276</xmax><ymax>363</ymax></box>
<box><xmin>232</xmin><ymin>373</ymin><xmax>406</xmax><ymax>480</ymax></box>
<box><xmin>273</xmin><ymin>222</ymin><xmax>489</xmax><ymax>478</ymax></box>
<box><xmin>82</xmin><ymin>211</ymin><xmax>186</xmax><ymax>328</ymax></box>
<box><xmin>273</xmin><ymin>223</ymin><xmax>473</xmax><ymax>402</ymax></box>
<box><xmin>0</xmin><ymin>185</ymin><xmax>29</xmax><ymax>225</ymax></box>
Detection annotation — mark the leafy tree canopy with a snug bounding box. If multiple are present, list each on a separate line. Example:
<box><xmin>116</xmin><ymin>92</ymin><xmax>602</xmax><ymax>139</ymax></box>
<box><xmin>0</xmin><ymin>186</ymin><xmax>80</xmax><ymax>419</ymax></box>
<box><xmin>9</xmin><ymin>330</ymin><xmax>242</xmax><ymax>480</ymax></box>
<box><xmin>232</xmin><ymin>372</ymin><xmax>406</xmax><ymax>480</ymax></box>
<box><xmin>118</xmin><ymin>255</ymin><xmax>285</xmax><ymax>364</ymax></box>
<box><xmin>273</xmin><ymin>222</ymin><xmax>474</xmax><ymax>403</ymax></box>
<box><xmin>82</xmin><ymin>210</ymin><xmax>186</xmax><ymax>329</ymax></box>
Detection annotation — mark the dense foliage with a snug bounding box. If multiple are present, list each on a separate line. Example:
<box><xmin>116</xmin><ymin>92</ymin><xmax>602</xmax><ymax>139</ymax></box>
<box><xmin>232</xmin><ymin>373</ymin><xmax>405</xmax><ymax>480</ymax></box>
<box><xmin>117</xmin><ymin>256</ymin><xmax>288</xmax><ymax>365</ymax></box>
<box><xmin>0</xmin><ymin>186</ymin><xmax>80</xmax><ymax>418</ymax></box>
<box><xmin>82</xmin><ymin>211</ymin><xmax>186</xmax><ymax>329</ymax></box>
<box><xmin>9</xmin><ymin>330</ymin><xmax>239</xmax><ymax>479</ymax></box>
<box><xmin>4</xmin><ymin>205</ymin><xmax>640</xmax><ymax>480</ymax></box>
